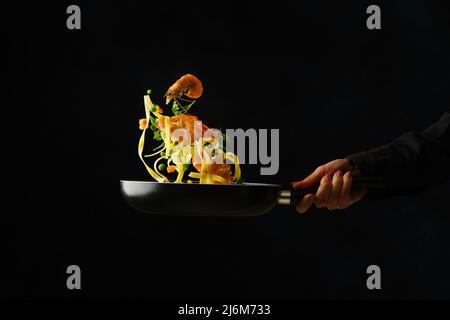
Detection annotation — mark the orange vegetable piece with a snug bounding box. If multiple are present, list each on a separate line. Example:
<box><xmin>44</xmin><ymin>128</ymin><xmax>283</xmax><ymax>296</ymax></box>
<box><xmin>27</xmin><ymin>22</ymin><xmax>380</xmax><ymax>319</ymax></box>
<box><xmin>167</xmin><ymin>165</ymin><xmax>176</xmax><ymax>173</ymax></box>
<box><xmin>139</xmin><ymin>118</ymin><xmax>148</xmax><ymax>130</ymax></box>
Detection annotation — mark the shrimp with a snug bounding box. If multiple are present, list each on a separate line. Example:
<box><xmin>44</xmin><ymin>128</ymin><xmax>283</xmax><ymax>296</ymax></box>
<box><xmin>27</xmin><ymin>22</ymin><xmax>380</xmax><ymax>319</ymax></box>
<box><xmin>164</xmin><ymin>74</ymin><xmax>203</xmax><ymax>105</ymax></box>
<box><xmin>156</xmin><ymin>115</ymin><xmax>209</xmax><ymax>144</ymax></box>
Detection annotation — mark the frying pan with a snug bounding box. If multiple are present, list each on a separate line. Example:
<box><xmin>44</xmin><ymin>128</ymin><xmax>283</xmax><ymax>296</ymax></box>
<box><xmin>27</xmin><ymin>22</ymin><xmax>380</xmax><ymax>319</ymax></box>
<box><xmin>120</xmin><ymin>177</ymin><xmax>385</xmax><ymax>216</ymax></box>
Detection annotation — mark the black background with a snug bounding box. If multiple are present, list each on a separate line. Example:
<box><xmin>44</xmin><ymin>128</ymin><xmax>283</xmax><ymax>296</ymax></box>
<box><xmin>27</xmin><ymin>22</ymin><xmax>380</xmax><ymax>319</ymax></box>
<box><xmin>4</xmin><ymin>0</ymin><xmax>450</xmax><ymax>299</ymax></box>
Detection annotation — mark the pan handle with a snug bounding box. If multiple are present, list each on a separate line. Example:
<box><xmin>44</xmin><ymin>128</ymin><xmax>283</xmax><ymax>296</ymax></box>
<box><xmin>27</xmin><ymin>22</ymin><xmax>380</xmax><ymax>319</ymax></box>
<box><xmin>278</xmin><ymin>176</ymin><xmax>386</xmax><ymax>206</ymax></box>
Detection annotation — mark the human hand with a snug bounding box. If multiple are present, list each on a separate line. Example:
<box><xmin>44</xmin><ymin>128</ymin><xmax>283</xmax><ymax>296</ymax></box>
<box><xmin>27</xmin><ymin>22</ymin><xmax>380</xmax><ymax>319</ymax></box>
<box><xmin>291</xmin><ymin>159</ymin><xmax>366</xmax><ymax>214</ymax></box>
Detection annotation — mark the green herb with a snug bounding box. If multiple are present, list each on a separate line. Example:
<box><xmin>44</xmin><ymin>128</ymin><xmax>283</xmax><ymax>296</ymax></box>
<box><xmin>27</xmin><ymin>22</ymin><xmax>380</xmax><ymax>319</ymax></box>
<box><xmin>158</xmin><ymin>163</ymin><xmax>166</xmax><ymax>171</ymax></box>
<box><xmin>148</xmin><ymin>114</ymin><xmax>161</xmax><ymax>141</ymax></box>
<box><xmin>172</xmin><ymin>101</ymin><xmax>182</xmax><ymax>115</ymax></box>
<box><xmin>152</xmin><ymin>142</ymin><xmax>165</xmax><ymax>151</ymax></box>
<box><xmin>172</xmin><ymin>100</ymin><xmax>196</xmax><ymax>116</ymax></box>
<box><xmin>153</xmin><ymin>131</ymin><xmax>162</xmax><ymax>141</ymax></box>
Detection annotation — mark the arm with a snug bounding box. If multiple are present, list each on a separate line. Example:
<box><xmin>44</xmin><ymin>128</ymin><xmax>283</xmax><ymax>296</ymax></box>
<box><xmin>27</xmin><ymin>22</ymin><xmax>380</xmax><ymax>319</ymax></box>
<box><xmin>292</xmin><ymin>112</ymin><xmax>450</xmax><ymax>213</ymax></box>
<box><xmin>347</xmin><ymin>112</ymin><xmax>450</xmax><ymax>196</ymax></box>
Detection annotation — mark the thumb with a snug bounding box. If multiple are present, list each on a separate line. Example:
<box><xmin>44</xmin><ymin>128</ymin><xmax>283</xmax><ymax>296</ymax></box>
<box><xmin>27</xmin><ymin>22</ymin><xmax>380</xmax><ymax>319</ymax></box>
<box><xmin>292</xmin><ymin>167</ymin><xmax>324</xmax><ymax>189</ymax></box>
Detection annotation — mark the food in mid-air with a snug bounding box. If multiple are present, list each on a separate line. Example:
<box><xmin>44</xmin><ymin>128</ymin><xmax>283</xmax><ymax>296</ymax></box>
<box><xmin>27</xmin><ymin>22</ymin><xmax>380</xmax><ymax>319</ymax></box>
<box><xmin>138</xmin><ymin>74</ymin><xmax>241</xmax><ymax>184</ymax></box>
<box><xmin>164</xmin><ymin>74</ymin><xmax>204</xmax><ymax>105</ymax></box>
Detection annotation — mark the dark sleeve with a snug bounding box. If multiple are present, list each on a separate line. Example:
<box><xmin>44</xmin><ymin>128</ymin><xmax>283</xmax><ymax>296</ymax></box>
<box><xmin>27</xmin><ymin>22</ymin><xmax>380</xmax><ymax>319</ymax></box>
<box><xmin>346</xmin><ymin>112</ymin><xmax>450</xmax><ymax>196</ymax></box>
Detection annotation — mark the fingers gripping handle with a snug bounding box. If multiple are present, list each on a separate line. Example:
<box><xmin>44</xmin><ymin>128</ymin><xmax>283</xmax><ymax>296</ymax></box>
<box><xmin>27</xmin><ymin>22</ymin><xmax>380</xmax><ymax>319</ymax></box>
<box><xmin>277</xmin><ymin>176</ymin><xmax>386</xmax><ymax>206</ymax></box>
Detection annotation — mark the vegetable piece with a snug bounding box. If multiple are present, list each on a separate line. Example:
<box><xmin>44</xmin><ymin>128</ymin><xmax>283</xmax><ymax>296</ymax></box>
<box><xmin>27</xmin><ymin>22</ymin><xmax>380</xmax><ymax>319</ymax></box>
<box><xmin>167</xmin><ymin>165</ymin><xmax>176</xmax><ymax>173</ymax></box>
<box><xmin>153</xmin><ymin>131</ymin><xmax>162</xmax><ymax>141</ymax></box>
<box><xmin>139</xmin><ymin>119</ymin><xmax>148</xmax><ymax>130</ymax></box>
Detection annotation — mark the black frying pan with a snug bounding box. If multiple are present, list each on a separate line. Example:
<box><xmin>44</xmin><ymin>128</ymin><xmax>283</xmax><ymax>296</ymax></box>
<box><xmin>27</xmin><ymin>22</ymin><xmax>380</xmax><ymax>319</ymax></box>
<box><xmin>120</xmin><ymin>177</ymin><xmax>385</xmax><ymax>216</ymax></box>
